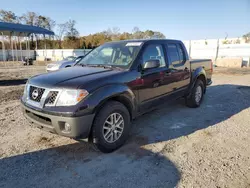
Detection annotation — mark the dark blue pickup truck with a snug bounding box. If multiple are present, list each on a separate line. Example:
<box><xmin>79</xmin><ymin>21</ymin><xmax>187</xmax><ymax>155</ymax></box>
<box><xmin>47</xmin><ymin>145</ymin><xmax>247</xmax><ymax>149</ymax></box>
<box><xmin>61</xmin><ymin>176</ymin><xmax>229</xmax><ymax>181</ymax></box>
<box><xmin>21</xmin><ymin>39</ymin><xmax>212</xmax><ymax>152</ymax></box>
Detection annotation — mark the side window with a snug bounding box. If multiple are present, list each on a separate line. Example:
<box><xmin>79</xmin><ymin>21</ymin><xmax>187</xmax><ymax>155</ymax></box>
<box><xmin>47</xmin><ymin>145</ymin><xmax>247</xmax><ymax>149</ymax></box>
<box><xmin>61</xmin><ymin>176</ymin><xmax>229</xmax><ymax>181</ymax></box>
<box><xmin>177</xmin><ymin>44</ymin><xmax>185</xmax><ymax>64</ymax></box>
<box><xmin>167</xmin><ymin>44</ymin><xmax>180</xmax><ymax>65</ymax></box>
<box><xmin>142</xmin><ymin>44</ymin><xmax>166</xmax><ymax>67</ymax></box>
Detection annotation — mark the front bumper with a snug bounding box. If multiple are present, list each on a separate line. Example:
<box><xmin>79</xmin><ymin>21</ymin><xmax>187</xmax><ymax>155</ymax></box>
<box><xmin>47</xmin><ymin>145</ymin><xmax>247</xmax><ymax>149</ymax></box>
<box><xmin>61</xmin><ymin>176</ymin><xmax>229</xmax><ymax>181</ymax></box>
<box><xmin>22</xmin><ymin>102</ymin><xmax>95</xmax><ymax>139</ymax></box>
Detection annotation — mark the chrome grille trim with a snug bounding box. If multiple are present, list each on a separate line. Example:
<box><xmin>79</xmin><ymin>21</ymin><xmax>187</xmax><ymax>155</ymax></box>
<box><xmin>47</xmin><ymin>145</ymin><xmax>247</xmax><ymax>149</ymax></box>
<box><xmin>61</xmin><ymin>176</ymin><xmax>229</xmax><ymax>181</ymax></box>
<box><xmin>45</xmin><ymin>91</ymin><xmax>59</xmax><ymax>106</ymax></box>
<box><xmin>29</xmin><ymin>86</ymin><xmax>45</xmax><ymax>102</ymax></box>
<box><xmin>26</xmin><ymin>84</ymin><xmax>62</xmax><ymax>108</ymax></box>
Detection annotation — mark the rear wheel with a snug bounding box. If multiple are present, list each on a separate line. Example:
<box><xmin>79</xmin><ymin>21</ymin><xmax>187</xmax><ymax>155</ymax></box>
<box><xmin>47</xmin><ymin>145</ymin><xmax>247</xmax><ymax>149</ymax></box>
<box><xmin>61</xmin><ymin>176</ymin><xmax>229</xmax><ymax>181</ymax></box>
<box><xmin>186</xmin><ymin>79</ymin><xmax>205</xmax><ymax>108</ymax></box>
<box><xmin>90</xmin><ymin>101</ymin><xmax>131</xmax><ymax>153</ymax></box>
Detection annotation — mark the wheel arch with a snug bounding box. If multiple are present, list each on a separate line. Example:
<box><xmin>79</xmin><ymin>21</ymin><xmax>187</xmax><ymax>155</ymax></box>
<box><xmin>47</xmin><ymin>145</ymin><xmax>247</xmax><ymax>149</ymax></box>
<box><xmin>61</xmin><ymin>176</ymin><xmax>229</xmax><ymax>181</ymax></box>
<box><xmin>188</xmin><ymin>67</ymin><xmax>207</xmax><ymax>94</ymax></box>
<box><xmin>85</xmin><ymin>84</ymin><xmax>137</xmax><ymax>121</ymax></box>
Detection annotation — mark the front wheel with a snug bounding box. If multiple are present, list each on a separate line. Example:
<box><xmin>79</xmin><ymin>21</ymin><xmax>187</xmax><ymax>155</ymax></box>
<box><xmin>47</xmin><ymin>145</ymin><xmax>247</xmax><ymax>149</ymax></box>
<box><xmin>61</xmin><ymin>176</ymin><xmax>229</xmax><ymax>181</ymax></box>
<box><xmin>185</xmin><ymin>79</ymin><xmax>205</xmax><ymax>108</ymax></box>
<box><xmin>90</xmin><ymin>101</ymin><xmax>131</xmax><ymax>153</ymax></box>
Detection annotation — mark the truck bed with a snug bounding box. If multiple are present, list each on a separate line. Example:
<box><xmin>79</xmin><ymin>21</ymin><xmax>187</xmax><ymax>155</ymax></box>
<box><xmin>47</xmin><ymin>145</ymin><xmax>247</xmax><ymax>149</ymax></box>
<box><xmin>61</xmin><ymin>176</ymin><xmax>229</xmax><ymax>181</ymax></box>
<box><xmin>190</xmin><ymin>59</ymin><xmax>213</xmax><ymax>85</ymax></box>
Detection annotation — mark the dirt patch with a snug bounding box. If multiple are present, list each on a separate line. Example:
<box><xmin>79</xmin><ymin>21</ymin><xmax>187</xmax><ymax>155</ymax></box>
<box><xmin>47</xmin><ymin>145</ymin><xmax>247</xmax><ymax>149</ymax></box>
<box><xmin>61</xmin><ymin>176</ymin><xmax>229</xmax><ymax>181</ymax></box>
<box><xmin>214</xmin><ymin>67</ymin><xmax>250</xmax><ymax>75</ymax></box>
<box><xmin>0</xmin><ymin>86</ymin><xmax>24</xmax><ymax>103</ymax></box>
<box><xmin>118</xmin><ymin>136</ymin><xmax>150</xmax><ymax>158</ymax></box>
<box><xmin>0</xmin><ymin>61</ymin><xmax>51</xmax><ymax>67</ymax></box>
<box><xmin>36</xmin><ymin>136</ymin><xmax>53</xmax><ymax>144</ymax></box>
<box><xmin>0</xmin><ymin>66</ymin><xmax>46</xmax><ymax>81</ymax></box>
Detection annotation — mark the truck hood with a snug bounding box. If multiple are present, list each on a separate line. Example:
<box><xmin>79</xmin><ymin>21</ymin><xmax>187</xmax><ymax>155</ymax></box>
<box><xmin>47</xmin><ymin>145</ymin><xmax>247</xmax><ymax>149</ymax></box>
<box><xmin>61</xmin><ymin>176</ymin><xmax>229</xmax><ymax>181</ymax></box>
<box><xmin>29</xmin><ymin>66</ymin><xmax>120</xmax><ymax>88</ymax></box>
<box><xmin>49</xmin><ymin>60</ymin><xmax>70</xmax><ymax>66</ymax></box>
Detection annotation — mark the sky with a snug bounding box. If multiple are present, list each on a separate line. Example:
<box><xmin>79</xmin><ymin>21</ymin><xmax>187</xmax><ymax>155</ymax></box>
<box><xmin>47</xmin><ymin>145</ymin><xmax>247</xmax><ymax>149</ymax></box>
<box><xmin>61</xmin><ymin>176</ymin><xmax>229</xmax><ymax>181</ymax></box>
<box><xmin>1</xmin><ymin>0</ymin><xmax>250</xmax><ymax>40</ymax></box>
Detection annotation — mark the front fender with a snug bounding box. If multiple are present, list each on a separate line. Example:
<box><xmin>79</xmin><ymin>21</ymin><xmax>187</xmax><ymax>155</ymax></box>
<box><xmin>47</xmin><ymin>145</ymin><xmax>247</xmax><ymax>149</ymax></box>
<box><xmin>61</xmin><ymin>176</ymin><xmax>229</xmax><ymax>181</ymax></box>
<box><xmin>77</xmin><ymin>84</ymin><xmax>137</xmax><ymax>117</ymax></box>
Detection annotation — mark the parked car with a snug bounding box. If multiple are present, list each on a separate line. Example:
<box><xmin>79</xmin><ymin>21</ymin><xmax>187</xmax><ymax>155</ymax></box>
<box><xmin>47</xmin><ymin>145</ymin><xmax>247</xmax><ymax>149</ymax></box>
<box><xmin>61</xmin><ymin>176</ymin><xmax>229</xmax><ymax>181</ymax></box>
<box><xmin>46</xmin><ymin>55</ymin><xmax>85</xmax><ymax>72</ymax></box>
<box><xmin>22</xmin><ymin>57</ymin><xmax>34</xmax><ymax>65</ymax></box>
<box><xmin>21</xmin><ymin>39</ymin><xmax>213</xmax><ymax>153</ymax></box>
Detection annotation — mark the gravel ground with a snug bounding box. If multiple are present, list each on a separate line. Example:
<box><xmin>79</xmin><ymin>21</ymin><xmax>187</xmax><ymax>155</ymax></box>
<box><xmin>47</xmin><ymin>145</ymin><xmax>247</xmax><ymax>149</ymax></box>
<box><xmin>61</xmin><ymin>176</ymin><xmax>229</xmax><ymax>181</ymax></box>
<box><xmin>0</xmin><ymin>67</ymin><xmax>250</xmax><ymax>188</ymax></box>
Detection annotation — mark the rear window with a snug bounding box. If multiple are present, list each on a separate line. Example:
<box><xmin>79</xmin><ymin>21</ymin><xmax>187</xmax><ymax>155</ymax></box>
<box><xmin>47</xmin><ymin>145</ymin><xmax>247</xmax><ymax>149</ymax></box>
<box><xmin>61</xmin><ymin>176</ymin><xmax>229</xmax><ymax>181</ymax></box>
<box><xmin>177</xmin><ymin>44</ymin><xmax>185</xmax><ymax>63</ymax></box>
<box><xmin>167</xmin><ymin>43</ymin><xmax>186</xmax><ymax>66</ymax></box>
<box><xmin>167</xmin><ymin>44</ymin><xmax>180</xmax><ymax>65</ymax></box>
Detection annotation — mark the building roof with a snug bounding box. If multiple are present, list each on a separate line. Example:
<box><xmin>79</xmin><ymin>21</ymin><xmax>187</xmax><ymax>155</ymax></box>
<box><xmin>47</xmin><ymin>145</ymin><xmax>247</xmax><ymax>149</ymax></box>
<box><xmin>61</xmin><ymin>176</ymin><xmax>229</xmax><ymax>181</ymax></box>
<box><xmin>0</xmin><ymin>22</ymin><xmax>54</xmax><ymax>36</ymax></box>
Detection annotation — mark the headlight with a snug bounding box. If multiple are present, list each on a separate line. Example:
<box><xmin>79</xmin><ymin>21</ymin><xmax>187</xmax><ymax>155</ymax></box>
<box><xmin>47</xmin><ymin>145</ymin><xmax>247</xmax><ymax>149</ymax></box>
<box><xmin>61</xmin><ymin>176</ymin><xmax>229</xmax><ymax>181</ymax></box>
<box><xmin>56</xmin><ymin>89</ymin><xmax>89</xmax><ymax>106</ymax></box>
<box><xmin>47</xmin><ymin>64</ymin><xmax>60</xmax><ymax>70</ymax></box>
<box><xmin>22</xmin><ymin>82</ymin><xmax>29</xmax><ymax>101</ymax></box>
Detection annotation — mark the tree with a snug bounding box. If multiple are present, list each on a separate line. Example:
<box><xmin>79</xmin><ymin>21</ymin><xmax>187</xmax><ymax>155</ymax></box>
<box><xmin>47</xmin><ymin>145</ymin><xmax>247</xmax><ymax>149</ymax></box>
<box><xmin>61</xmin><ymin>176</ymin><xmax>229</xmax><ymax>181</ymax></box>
<box><xmin>20</xmin><ymin>12</ymin><xmax>56</xmax><ymax>49</ymax></box>
<box><xmin>132</xmin><ymin>26</ymin><xmax>143</xmax><ymax>39</ymax></box>
<box><xmin>103</xmin><ymin>27</ymin><xmax>121</xmax><ymax>41</ymax></box>
<box><xmin>235</xmin><ymin>37</ymin><xmax>240</xmax><ymax>44</ymax></box>
<box><xmin>65</xmin><ymin>19</ymin><xmax>79</xmax><ymax>39</ymax></box>
<box><xmin>0</xmin><ymin>10</ymin><xmax>19</xmax><ymax>23</ymax></box>
<box><xmin>0</xmin><ymin>9</ymin><xmax>168</xmax><ymax>49</ymax></box>
<box><xmin>35</xmin><ymin>15</ymin><xmax>56</xmax><ymax>48</ymax></box>
<box><xmin>151</xmin><ymin>31</ymin><xmax>166</xmax><ymax>39</ymax></box>
<box><xmin>56</xmin><ymin>22</ymin><xmax>69</xmax><ymax>49</ymax></box>
<box><xmin>80</xmin><ymin>28</ymin><xmax>166</xmax><ymax>49</ymax></box>
<box><xmin>132</xmin><ymin>26</ymin><xmax>140</xmax><ymax>34</ymax></box>
<box><xmin>0</xmin><ymin>10</ymin><xmax>21</xmax><ymax>50</ymax></box>
<box><xmin>110</xmin><ymin>27</ymin><xmax>120</xmax><ymax>41</ymax></box>
<box><xmin>82</xmin><ymin>32</ymin><xmax>108</xmax><ymax>48</ymax></box>
<box><xmin>20</xmin><ymin>12</ymin><xmax>37</xmax><ymax>25</ymax></box>
<box><xmin>119</xmin><ymin>32</ymin><xmax>132</xmax><ymax>40</ymax></box>
<box><xmin>143</xmin><ymin>30</ymin><xmax>155</xmax><ymax>39</ymax></box>
<box><xmin>243</xmin><ymin>32</ymin><xmax>250</xmax><ymax>38</ymax></box>
<box><xmin>37</xmin><ymin>16</ymin><xmax>55</xmax><ymax>31</ymax></box>
<box><xmin>243</xmin><ymin>32</ymin><xmax>250</xmax><ymax>43</ymax></box>
<box><xmin>63</xmin><ymin>19</ymin><xmax>80</xmax><ymax>49</ymax></box>
<box><xmin>131</xmin><ymin>27</ymin><xmax>165</xmax><ymax>39</ymax></box>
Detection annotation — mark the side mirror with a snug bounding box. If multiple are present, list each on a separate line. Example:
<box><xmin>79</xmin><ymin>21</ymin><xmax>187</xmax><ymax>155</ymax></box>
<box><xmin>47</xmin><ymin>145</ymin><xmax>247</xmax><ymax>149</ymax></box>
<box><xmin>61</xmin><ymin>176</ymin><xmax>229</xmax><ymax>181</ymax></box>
<box><xmin>143</xmin><ymin>59</ymin><xmax>160</xmax><ymax>70</ymax></box>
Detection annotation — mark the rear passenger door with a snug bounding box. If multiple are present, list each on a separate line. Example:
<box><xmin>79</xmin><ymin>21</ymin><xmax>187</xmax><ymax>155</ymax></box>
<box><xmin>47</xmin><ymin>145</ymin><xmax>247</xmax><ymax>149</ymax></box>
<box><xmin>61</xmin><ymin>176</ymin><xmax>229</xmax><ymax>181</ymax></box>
<box><xmin>164</xmin><ymin>43</ymin><xmax>191</xmax><ymax>94</ymax></box>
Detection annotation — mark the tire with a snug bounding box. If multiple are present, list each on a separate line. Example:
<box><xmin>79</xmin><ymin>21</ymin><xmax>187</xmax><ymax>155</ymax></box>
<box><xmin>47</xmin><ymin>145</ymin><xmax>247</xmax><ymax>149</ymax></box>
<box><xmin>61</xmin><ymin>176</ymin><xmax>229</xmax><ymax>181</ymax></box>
<box><xmin>90</xmin><ymin>101</ymin><xmax>131</xmax><ymax>153</ymax></box>
<box><xmin>186</xmin><ymin>79</ymin><xmax>205</xmax><ymax>108</ymax></box>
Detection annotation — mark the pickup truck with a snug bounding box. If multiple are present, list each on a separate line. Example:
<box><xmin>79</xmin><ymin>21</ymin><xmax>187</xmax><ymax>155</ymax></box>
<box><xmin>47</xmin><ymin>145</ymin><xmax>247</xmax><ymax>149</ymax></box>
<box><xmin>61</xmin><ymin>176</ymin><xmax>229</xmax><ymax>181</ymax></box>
<box><xmin>21</xmin><ymin>39</ymin><xmax>212</xmax><ymax>153</ymax></box>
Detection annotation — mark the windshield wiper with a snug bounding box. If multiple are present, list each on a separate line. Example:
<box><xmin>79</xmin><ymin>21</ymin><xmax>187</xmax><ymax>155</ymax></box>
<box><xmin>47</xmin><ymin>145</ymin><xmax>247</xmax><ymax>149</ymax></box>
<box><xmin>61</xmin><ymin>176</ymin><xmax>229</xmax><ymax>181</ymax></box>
<box><xmin>78</xmin><ymin>64</ymin><xmax>123</xmax><ymax>70</ymax></box>
<box><xmin>85</xmin><ymin>64</ymin><xmax>113</xmax><ymax>69</ymax></box>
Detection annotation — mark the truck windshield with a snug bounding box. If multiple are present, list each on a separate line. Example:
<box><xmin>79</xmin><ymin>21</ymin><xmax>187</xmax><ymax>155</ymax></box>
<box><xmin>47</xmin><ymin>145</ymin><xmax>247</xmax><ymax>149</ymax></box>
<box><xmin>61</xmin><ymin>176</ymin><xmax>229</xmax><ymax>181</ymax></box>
<box><xmin>77</xmin><ymin>42</ymin><xmax>142</xmax><ymax>69</ymax></box>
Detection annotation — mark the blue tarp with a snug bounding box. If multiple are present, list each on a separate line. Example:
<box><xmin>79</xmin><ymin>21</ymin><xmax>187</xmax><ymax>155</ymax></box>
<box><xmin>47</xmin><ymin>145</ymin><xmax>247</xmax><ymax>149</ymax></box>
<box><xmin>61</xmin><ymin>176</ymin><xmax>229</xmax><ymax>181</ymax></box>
<box><xmin>0</xmin><ymin>22</ymin><xmax>54</xmax><ymax>36</ymax></box>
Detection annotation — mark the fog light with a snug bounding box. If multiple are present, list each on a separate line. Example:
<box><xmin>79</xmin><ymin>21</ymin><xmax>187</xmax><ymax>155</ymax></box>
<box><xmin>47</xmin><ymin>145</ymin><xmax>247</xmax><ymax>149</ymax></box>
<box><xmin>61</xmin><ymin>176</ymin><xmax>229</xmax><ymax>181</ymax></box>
<box><xmin>64</xmin><ymin>123</ymin><xmax>71</xmax><ymax>132</ymax></box>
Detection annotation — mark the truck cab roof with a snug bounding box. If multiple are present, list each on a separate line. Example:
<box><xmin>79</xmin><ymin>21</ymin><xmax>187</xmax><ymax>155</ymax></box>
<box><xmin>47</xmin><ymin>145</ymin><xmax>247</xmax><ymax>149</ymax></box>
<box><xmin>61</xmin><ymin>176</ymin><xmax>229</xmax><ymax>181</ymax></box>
<box><xmin>105</xmin><ymin>39</ymin><xmax>183</xmax><ymax>44</ymax></box>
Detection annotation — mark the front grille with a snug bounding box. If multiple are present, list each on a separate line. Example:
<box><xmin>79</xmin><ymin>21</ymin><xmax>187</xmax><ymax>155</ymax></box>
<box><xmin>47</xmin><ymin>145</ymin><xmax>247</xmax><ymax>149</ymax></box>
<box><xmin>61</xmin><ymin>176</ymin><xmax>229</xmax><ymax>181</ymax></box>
<box><xmin>46</xmin><ymin>91</ymin><xmax>59</xmax><ymax>105</ymax></box>
<box><xmin>29</xmin><ymin>86</ymin><xmax>45</xmax><ymax>102</ymax></box>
